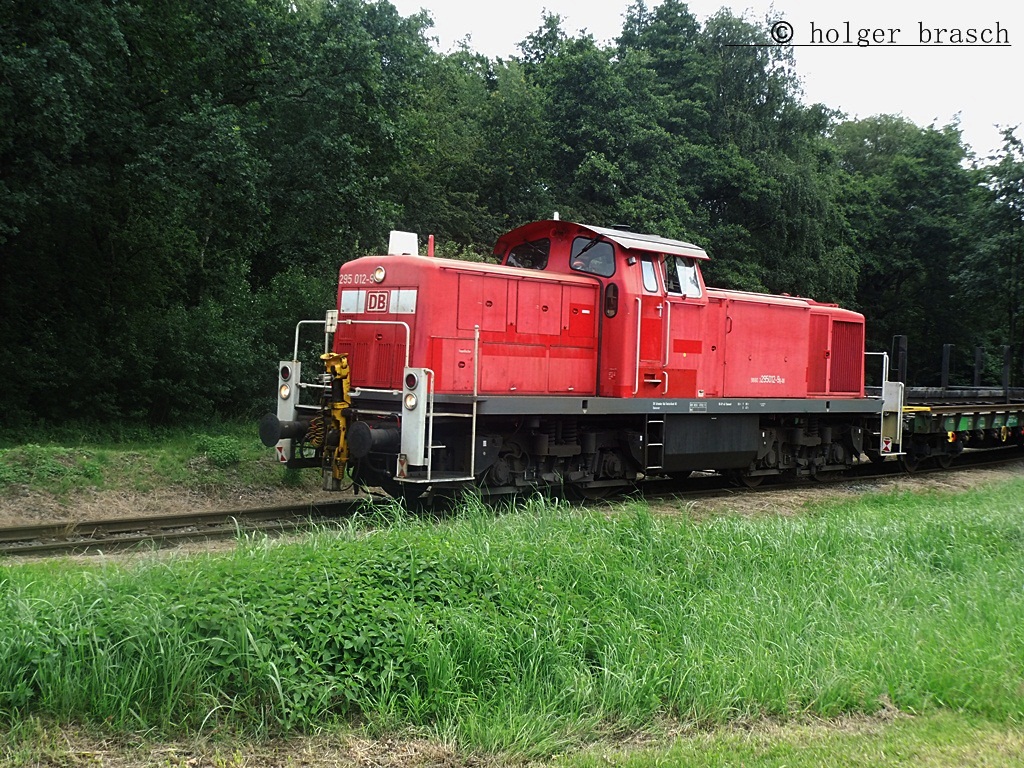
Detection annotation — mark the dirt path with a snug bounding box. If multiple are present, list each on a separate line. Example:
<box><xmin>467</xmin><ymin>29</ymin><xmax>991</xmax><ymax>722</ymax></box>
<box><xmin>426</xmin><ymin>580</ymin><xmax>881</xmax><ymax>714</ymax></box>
<box><xmin>645</xmin><ymin>460</ymin><xmax>1024</xmax><ymax>519</ymax></box>
<box><xmin>0</xmin><ymin>484</ymin><xmax>352</xmax><ymax>528</ymax></box>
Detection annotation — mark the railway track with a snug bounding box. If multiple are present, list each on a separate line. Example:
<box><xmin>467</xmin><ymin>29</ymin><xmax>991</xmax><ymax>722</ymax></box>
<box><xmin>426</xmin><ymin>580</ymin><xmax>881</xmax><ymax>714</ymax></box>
<box><xmin>1</xmin><ymin>448</ymin><xmax>1021</xmax><ymax>558</ymax></box>
<box><xmin>639</xmin><ymin>445</ymin><xmax>1024</xmax><ymax>505</ymax></box>
<box><xmin>0</xmin><ymin>498</ymin><xmax>374</xmax><ymax>558</ymax></box>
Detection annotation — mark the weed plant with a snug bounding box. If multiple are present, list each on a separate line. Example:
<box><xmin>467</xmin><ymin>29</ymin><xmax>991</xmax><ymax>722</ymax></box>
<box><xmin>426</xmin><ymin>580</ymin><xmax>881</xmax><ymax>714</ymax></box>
<box><xmin>1</xmin><ymin>482</ymin><xmax>1023</xmax><ymax>754</ymax></box>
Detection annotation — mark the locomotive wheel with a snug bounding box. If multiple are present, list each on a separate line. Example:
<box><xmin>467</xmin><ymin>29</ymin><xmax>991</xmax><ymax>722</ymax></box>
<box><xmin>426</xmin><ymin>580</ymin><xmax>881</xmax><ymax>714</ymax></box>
<box><xmin>730</xmin><ymin>471</ymin><xmax>764</xmax><ymax>488</ymax></box>
<box><xmin>935</xmin><ymin>453</ymin><xmax>954</xmax><ymax>470</ymax></box>
<box><xmin>900</xmin><ymin>453</ymin><xmax>921</xmax><ymax>473</ymax></box>
<box><xmin>565</xmin><ymin>482</ymin><xmax>614</xmax><ymax>502</ymax></box>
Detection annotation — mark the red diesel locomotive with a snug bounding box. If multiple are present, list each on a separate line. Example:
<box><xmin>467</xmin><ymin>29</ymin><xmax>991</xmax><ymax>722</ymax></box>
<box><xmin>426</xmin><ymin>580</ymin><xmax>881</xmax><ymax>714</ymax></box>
<box><xmin>261</xmin><ymin>219</ymin><xmax>910</xmax><ymax>500</ymax></box>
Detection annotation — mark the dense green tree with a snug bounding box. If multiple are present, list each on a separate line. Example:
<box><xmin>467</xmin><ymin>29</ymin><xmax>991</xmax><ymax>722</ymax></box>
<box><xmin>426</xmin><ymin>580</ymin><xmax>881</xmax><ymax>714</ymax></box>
<box><xmin>832</xmin><ymin>116</ymin><xmax>980</xmax><ymax>378</ymax></box>
<box><xmin>253</xmin><ymin>0</ymin><xmax>432</xmax><ymax>279</ymax></box>
<box><xmin>615</xmin><ymin>0</ymin><xmax>710</xmax><ymax>241</ymax></box>
<box><xmin>388</xmin><ymin>49</ymin><xmax>499</xmax><ymax>245</ymax></box>
<box><xmin>0</xmin><ymin>0</ymin><xmax>433</xmax><ymax>424</ymax></box>
<box><xmin>959</xmin><ymin>129</ymin><xmax>1024</xmax><ymax>383</ymax></box>
<box><xmin>477</xmin><ymin>59</ymin><xmax>555</xmax><ymax>231</ymax></box>
<box><xmin>519</xmin><ymin>14</ymin><xmax>699</xmax><ymax>233</ymax></box>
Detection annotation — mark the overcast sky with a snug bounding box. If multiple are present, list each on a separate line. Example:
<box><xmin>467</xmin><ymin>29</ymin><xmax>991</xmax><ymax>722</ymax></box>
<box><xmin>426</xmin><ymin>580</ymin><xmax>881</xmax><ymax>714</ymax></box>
<box><xmin>388</xmin><ymin>0</ymin><xmax>1021</xmax><ymax>160</ymax></box>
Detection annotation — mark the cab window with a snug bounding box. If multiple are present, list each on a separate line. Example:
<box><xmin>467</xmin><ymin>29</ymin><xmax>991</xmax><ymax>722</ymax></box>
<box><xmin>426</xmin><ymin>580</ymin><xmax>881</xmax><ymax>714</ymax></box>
<box><xmin>641</xmin><ymin>257</ymin><xmax>659</xmax><ymax>292</ymax></box>
<box><xmin>506</xmin><ymin>238</ymin><xmax>550</xmax><ymax>270</ymax></box>
<box><xmin>663</xmin><ymin>255</ymin><xmax>702</xmax><ymax>298</ymax></box>
<box><xmin>569</xmin><ymin>237</ymin><xmax>615</xmax><ymax>277</ymax></box>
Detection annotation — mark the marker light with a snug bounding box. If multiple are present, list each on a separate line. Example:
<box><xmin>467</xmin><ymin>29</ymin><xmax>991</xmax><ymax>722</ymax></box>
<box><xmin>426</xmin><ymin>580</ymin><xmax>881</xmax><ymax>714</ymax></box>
<box><xmin>280</xmin><ymin>365</ymin><xmax>292</xmax><ymax>381</ymax></box>
<box><xmin>404</xmin><ymin>393</ymin><xmax>418</xmax><ymax>410</ymax></box>
<box><xmin>279</xmin><ymin>384</ymin><xmax>291</xmax><ymax>400</ymax></box>
<box><xmin>405</xmin><ymin>372</ymin><xmax>419</xmax><ymax>390</ymax></box>
<box><xmin>373</xmin><ymin>266</ymin><xmax>386</xmax><ymax>283</ymax></box>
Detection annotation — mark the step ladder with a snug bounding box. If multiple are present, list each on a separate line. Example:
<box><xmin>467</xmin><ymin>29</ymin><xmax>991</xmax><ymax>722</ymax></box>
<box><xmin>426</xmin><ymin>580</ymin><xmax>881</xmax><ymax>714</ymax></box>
<box><xmin>645</xmin><ymin>415</ymin><xmax>665</xmax><ymax>471</ymax></box>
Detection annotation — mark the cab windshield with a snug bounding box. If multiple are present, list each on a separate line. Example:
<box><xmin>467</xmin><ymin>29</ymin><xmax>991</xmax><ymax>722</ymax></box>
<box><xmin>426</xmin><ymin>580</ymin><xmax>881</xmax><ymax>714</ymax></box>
<box><xmin>505</xmin><ymin>238</ymin><xmax>550</xmax><ymax>270</ymax></box>
<box><xmin>663</xmin><ymin>255</ymin><xmax>702</xmax><ymax>298</ymax></box>
<box><xmin>569</xmin><ymin>237</ymin><xmax>615</xmax><ymax>277</ymax></box>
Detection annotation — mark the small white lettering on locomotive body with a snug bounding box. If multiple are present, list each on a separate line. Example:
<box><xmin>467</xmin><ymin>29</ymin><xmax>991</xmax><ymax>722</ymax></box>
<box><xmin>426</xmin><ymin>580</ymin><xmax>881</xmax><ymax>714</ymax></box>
<box><xmin>338</xmin><ymin>272</ymin><xmax>374</xmax><ymax>286</ymax></box>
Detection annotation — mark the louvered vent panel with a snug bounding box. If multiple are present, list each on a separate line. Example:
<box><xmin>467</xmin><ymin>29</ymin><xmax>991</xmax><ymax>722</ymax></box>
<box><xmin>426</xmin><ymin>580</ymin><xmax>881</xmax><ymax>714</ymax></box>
<box><xmin>829</xmin><ymin>321</ymin><xmax>864</xmax><ymax>394</ymax></box>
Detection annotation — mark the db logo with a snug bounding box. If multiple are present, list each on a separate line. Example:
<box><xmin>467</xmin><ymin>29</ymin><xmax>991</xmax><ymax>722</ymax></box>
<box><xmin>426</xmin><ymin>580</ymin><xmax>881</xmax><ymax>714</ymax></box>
<box><xmin>366</xmin><ymin>291</ymin><xmax>390</xmax><ymax>313</ymax></box>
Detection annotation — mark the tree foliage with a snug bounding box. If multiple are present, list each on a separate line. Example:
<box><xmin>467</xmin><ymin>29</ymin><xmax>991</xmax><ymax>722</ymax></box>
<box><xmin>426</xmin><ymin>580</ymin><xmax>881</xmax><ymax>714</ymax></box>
<box><xmin>0</xmin><ymin>0</ymin><xmax>1019</xmax><ymax>426</ymax></box>
<box><xmin>830</xmin><ymin>118</ymin><xmax>984</xmax><ymax>380</ymax></box>
<box><xmin>963</xmin><ymin>130</ymin><xmax>1024</xmax><ymax>381</ymax></box>
<box><xmin>1</xmin><ymin>0</ymin><xmax>431</xmax><ymax>424</ymax></box>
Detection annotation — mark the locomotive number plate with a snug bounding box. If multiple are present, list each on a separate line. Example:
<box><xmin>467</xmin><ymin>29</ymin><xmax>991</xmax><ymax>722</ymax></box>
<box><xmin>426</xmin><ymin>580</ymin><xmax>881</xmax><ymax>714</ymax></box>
<box><xmin>338</xmin><ymin>273</ymin><xmax>373</xmax><ymax>285</ymax></box>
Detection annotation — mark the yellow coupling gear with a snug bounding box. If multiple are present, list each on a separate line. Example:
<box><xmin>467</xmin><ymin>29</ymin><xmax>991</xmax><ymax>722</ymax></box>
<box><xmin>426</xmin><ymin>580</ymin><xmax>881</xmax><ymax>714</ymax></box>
<box><xmin>321</xmin><ymin>352</ymin><xmax>352</xmax><ymax>482</ymax></box>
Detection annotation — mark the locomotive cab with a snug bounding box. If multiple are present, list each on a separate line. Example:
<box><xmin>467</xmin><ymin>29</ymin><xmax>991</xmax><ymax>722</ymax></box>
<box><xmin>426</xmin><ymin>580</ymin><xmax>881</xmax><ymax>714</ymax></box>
<box><xmin>495</xmin><ymin>220</ymin><xmax>713</xmax><ymax>398</ymax></box>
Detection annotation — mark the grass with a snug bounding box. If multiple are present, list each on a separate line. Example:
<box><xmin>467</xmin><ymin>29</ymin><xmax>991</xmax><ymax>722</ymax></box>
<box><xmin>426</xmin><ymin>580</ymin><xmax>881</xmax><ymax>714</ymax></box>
<box><xmin>558</xmin><ymin>712</ymin><xmax>1024</xmax><ymax>767</ymax></box>
<box><xmin>0</xmin><ymin>479</ymin><xmax>1023</xmax><ymax>759</ymax></box>
<box><xmin>0</xmin><ymin>421</ymin><xmax>313</xmax><ymax>497</ymax></box>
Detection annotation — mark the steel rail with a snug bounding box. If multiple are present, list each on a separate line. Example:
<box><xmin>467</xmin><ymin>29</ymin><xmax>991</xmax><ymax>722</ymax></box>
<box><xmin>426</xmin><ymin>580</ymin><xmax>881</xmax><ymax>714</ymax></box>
<box><xmin>0</xmin><ymin>498</ymin><xmax>374</xmax><ymax>558</ymax></box>
<box><xmin>641</xmin><ymin>445</ymin><xmax>1024</xmax><ymax>504</ymax></box>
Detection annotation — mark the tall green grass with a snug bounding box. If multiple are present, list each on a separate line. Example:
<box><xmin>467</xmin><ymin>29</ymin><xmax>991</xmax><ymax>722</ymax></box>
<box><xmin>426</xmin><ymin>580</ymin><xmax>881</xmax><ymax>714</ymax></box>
<box><xmin>1</xmin><ymin>482</ymin><xmax>1023</xmax><ymax>754</ymax></box>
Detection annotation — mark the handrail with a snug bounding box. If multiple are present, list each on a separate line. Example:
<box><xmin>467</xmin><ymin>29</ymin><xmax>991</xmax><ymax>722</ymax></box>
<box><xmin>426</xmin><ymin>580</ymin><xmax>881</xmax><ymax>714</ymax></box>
<box><xmin>865</xmin><ymin>351</ymin><xmax>891</xmax><ymax>386</ymax></box>
<box><xmin>292</xmin><ymin>319</ymin><xmax>329</xmax><ymax>361</ymax></box>
<box><xmin>291</xmin><ymin>316</ymin><xmax>412</xmax><ymax>369</ymax></box>
<box><xmin>424</xmin><ymin>367</ymin><xmax>436</xmax><ymax>478</ymax></box>
<box><xmin>634</xmin><ymin>297</ymin><xmax>642</xmax><ymax>395</ymax></box>
<box><xmin>471</xmin><ymin>325</ymin><xmax>480</xmax><ymax>479</ymax></box>
<box><xmin>663</xmin><ymin>301</ymin><xmax>672</xmax><ymax>367</ymax></box>
<box><xmin>866</xmin><ymin>351</ymin><xmax>905</xmax><ymax>456</ymax></box>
